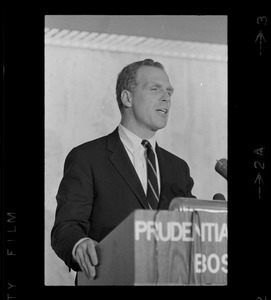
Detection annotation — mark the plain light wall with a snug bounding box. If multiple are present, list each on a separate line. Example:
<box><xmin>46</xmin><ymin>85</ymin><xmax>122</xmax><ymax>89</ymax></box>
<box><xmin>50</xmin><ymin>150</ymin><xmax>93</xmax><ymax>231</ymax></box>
<box><xmin>45</xmin><ymin>45</ymin><xmax>227</xmax><ymax>285</ymax></box>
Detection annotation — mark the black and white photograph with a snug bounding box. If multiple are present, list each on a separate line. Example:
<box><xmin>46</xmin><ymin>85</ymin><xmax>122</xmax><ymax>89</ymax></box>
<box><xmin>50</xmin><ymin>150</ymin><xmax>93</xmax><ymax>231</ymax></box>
<box><xmin>3</xmin><ymin>11</ymin><xmax>269</xmax><ymax>298</ymax></box>
<box><xmin>45</xmin><ymin>15</ymin><xmax>228</xmax><ymax>286</ymax></box>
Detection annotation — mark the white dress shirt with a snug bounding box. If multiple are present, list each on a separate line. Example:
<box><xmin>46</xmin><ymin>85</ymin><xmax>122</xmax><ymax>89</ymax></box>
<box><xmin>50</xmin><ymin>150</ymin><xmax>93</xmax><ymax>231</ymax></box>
<box><xmin>118</xmin><ymin>123</ymin><xmax>161</xmax><ymax>194</ymax></box>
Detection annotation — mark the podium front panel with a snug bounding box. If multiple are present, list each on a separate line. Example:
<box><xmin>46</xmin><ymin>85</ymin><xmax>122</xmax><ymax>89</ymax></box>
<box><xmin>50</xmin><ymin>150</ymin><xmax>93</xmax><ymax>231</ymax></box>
<box><xmin>78</xmin><ymin>209</ymin><xmax>227</xmax><ymax>285</ymax></box>
<box><xmin>134</xmin><ymin>210</ymin><xmax>227</xmax><ymax>285</ymax></box>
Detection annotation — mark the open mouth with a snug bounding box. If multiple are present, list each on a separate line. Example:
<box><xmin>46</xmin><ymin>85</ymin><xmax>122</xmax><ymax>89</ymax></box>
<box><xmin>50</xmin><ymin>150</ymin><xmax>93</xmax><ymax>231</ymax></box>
<box><xmin>156</xmin><ymin>108</ymin><xmax>168</xmax><ymax>116</ymax></box>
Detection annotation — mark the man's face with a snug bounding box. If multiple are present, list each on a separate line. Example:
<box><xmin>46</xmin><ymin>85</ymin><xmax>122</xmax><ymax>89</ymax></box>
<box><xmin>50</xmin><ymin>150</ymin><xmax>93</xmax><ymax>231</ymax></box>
<box><xmin>130</xmin><ymin>66</ymin><xmax>174</xmax><ymax>135</ymax></box>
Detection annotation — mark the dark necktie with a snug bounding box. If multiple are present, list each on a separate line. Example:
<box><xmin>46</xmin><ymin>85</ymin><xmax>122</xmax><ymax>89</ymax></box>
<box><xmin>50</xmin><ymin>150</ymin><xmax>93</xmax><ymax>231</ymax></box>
<box><xmin>142</xmin><ymin>140</ymin><xmax>159</xmax><ymax>209</ymax></box>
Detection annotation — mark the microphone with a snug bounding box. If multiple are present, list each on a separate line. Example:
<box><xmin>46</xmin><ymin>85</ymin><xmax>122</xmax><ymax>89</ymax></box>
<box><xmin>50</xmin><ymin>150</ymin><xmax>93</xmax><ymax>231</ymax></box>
<box><xmin>215</xmin><ymin>158</ymin><xmax>227</xmax><ymax>180</ymax></box>
<box><xmin>213</xmin><ymin>193</ymin><xmax>226</xmax><ymax>201</ymax></box>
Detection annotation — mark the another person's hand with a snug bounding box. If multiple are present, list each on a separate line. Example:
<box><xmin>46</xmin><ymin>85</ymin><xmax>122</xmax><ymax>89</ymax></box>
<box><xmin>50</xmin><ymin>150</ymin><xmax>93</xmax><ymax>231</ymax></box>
<box><xmin>74</xmin><ymin>239</ymin><xmax>98</xmax><ymax>280</ymax></box>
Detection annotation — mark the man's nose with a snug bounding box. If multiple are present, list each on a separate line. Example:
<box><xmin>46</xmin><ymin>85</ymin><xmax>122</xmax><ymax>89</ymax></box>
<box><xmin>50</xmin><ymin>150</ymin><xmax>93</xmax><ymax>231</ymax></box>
<box><xmin>161</xmin><ymin>90</ymin><xmax>171</xmax><ymax>102</ymax></box>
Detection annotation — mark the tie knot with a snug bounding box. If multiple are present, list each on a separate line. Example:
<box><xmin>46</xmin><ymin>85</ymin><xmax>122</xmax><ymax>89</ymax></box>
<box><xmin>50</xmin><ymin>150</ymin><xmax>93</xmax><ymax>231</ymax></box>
<box><xmin>142</xmin><ymin>140</ymin><xmax>152</xmax><ymax>149</ymax></box>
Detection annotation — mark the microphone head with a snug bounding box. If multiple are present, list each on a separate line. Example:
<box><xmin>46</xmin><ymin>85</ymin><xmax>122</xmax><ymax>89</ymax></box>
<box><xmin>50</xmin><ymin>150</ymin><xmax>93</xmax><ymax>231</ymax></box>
<box><xmin>215</xmin><ymin>158</ymin><xmax>227</xmax><ymax>180</ymax></box>
<box><xmin>213</xmin><ymin>193</ymin><xmax>226</xmax><ymax>201</ymax></box>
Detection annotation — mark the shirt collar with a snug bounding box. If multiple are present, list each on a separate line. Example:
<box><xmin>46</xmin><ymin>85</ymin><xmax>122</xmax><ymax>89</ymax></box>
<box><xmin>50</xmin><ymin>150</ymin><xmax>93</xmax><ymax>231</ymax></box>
<box><xmin>147</xmin><ymin>135</ymin><xmax>157</xmax><ymax>151</ymax></box>
<box><xmin>118</xmin><ymin>124</ymin><xmax>157</xmax><ymax>153</ymax></box>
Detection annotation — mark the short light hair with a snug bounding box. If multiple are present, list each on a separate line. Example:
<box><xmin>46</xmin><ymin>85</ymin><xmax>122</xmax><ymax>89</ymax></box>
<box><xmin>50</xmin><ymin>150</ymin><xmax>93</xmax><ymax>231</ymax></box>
<box><xmin>116</xmin><ymin>59</ymin><xmax>165</xmax><ymax>110</ymax></box>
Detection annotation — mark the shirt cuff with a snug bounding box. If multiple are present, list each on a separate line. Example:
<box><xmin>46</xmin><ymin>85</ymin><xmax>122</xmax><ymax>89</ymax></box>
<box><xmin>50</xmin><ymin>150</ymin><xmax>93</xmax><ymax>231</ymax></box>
<box><xmin>72</xmin><ymin>237</ymin><xmax>91</xmax><ymax>260</ymax></box>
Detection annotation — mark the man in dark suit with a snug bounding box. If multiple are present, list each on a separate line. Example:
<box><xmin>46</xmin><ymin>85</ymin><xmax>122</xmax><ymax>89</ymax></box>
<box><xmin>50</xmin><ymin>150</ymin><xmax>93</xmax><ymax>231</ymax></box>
<box><xmin>51</xmin><ymin>59</ymin><xmax>195</xmax><ymax>283</ymax></box>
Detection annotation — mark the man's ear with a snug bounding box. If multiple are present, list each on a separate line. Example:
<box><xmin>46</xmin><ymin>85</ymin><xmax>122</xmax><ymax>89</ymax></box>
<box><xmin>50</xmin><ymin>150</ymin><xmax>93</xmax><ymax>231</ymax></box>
<box><xmin>121</xmin><ymin>90</ymin><xmax>133</xmax><ymax>108</ymax></box>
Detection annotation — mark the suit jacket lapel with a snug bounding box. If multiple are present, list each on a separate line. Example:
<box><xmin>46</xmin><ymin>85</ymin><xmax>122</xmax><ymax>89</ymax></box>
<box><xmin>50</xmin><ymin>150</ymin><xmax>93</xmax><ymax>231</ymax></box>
<box><xmin>107</xmin><ymin>128</ymin><xmax>150</xmax><ymax>209</ymax></box>
<box><xmin>156</xmin><ymin>144</ymin><xmax>172</xmax><ymax>209</ymax></box>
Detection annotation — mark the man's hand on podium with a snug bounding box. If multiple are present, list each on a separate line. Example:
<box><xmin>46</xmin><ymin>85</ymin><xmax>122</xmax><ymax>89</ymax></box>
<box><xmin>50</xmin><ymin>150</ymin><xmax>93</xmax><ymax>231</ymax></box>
<box><xmin>74</xmin><ymin>238</ymin><xmax>99</xmax><ymax>280</ymax></box>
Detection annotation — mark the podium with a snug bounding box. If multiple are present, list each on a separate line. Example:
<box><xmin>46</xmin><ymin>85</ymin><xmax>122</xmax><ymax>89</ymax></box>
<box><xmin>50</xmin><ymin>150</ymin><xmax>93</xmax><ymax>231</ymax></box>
<box><xmin>78</xmin><ymin>198</ymin><xmax>227</xmax><ymax>285</ymax></box>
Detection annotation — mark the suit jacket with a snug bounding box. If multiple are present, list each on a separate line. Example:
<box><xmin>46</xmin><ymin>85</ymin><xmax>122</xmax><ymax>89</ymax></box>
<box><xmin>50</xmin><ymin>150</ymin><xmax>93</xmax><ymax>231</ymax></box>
<box><xmin>51</xmin><ymin>127</ymin><xmax>195</xmax><ymax>271</ymax></box>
